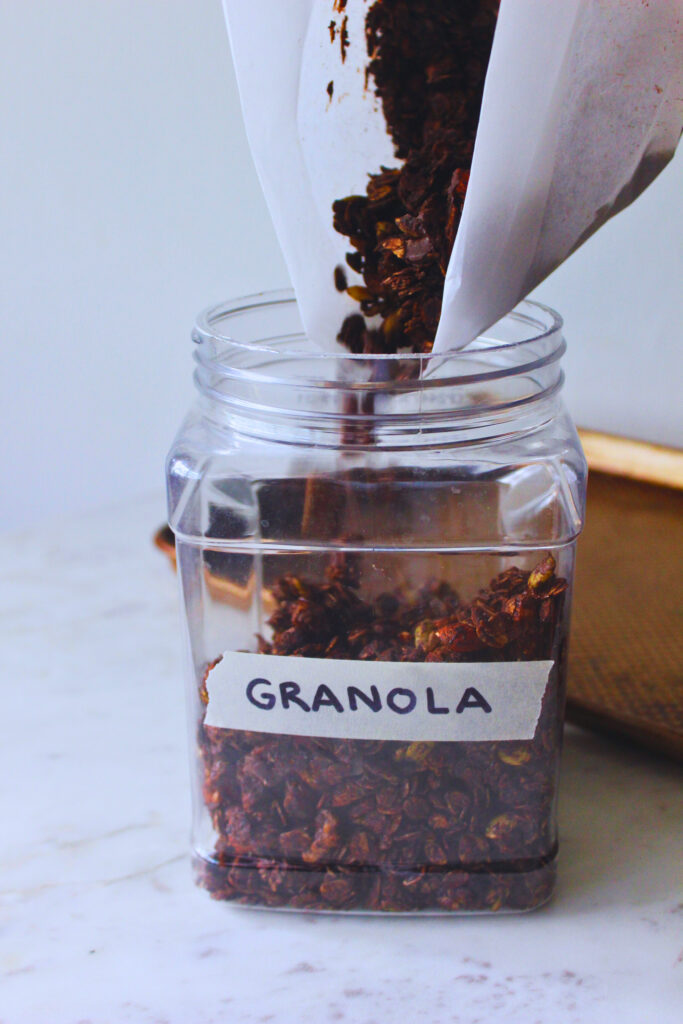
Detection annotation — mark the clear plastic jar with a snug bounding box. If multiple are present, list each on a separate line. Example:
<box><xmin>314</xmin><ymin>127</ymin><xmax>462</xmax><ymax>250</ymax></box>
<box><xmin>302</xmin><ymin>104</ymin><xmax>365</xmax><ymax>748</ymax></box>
<box><xmin>166</xmin><ymin>290</ymin><xmax>586</xmax><ymax>914</ymax></box>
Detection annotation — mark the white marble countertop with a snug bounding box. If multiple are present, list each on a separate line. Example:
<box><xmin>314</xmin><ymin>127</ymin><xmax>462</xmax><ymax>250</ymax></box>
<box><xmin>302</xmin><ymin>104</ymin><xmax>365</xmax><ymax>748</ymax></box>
<box><xmin>1</xmin><ymin>496</ymin><xmax>681</xmax><ymax>1024</ymax></box>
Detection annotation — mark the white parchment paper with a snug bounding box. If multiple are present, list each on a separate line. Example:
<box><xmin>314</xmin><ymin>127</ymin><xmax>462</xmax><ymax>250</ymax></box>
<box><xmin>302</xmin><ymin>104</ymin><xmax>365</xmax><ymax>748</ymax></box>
<box><xmin>223</xmin><ymin>0</ymin><xmax>683</xmax><ymax>352</ymax></box>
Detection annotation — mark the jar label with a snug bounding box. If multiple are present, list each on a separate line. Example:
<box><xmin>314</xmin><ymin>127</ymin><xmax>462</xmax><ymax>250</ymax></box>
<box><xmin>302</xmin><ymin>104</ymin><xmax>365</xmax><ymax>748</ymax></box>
<box><xmin>204</xmin><ymin>652</ymin><xmax>553</xmax><ymax>742</ymax></box>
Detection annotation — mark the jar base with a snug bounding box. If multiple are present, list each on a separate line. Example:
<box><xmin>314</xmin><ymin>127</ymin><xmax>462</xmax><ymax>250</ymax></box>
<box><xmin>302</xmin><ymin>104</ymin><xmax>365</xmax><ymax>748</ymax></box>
<box><xmin>193</xmin><ymin>850</ymin><xmax>557</xmax><ymax>915</ymax></box>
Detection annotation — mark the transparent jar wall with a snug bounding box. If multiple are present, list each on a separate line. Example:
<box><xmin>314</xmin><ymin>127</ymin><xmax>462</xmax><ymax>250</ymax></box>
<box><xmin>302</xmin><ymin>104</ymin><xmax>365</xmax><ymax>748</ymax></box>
<box><xmin>181</xmin><ymin>545</ymin><xmax>574</xmax><ymax>912</ymax></box>
<box><xmin>167</xmin><ymin>293</ymin><xmax>586</xmax><ymax>914</ymax></box>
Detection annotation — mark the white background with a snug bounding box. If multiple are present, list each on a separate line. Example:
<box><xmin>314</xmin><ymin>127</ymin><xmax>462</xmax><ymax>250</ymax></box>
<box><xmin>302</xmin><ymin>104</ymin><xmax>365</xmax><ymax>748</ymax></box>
<box><xmin>1</xmin><ymin>0</ymin><xmax>681</xmax><ymax>533</ymax></box>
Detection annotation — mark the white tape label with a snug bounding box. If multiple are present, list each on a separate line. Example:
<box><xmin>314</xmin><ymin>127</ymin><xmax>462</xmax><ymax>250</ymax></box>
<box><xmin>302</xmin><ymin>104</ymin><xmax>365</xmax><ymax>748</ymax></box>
<box><xmin>204</xmin><ymin>652</ymin><xmax>553</xmax><ymax>743</ymax></box>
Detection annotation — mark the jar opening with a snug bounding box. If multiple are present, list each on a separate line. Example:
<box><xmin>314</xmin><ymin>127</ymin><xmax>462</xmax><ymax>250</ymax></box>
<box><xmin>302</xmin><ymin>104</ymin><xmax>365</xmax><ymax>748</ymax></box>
<box><xmin>191</xmin><ymin>290</ymin><xmax>566</xmax><ymax>448</ymax></box>
<box><xmin>193</xmin><ymin>289</ymin><xmax>563</xmax><ymax>384</ymax></box>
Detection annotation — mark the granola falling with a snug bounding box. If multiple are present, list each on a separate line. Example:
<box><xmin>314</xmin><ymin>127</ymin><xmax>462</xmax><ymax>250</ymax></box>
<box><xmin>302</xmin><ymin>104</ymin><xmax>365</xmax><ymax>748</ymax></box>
<box><xmin>333</xmin><ymin>0</ymin><xmax>500</xmax><ymax>353</ymax></box>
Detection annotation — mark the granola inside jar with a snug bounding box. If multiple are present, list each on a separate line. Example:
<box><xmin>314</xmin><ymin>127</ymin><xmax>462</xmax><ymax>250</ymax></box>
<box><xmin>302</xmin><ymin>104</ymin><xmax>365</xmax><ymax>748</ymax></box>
<box><xmin>166</xmin><ymin>291</ymin><xmax>586</xmax><ymax>914</ymax></box>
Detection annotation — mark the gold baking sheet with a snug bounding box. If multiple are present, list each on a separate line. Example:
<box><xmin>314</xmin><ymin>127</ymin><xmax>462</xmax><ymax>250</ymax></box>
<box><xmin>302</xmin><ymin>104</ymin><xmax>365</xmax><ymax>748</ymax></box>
<box><xmin>566</xmin><ymin>465</ymin><xmax>683</xmax><ymax>761</ymax></box>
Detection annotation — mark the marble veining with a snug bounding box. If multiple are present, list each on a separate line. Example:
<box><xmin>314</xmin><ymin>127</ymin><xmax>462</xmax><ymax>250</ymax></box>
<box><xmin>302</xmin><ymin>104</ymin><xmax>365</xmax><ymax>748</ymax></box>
<box><xmin>0</xmin><ymin>495</ymin><xmax>681</xmax><ymax>1024</ymax></box>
